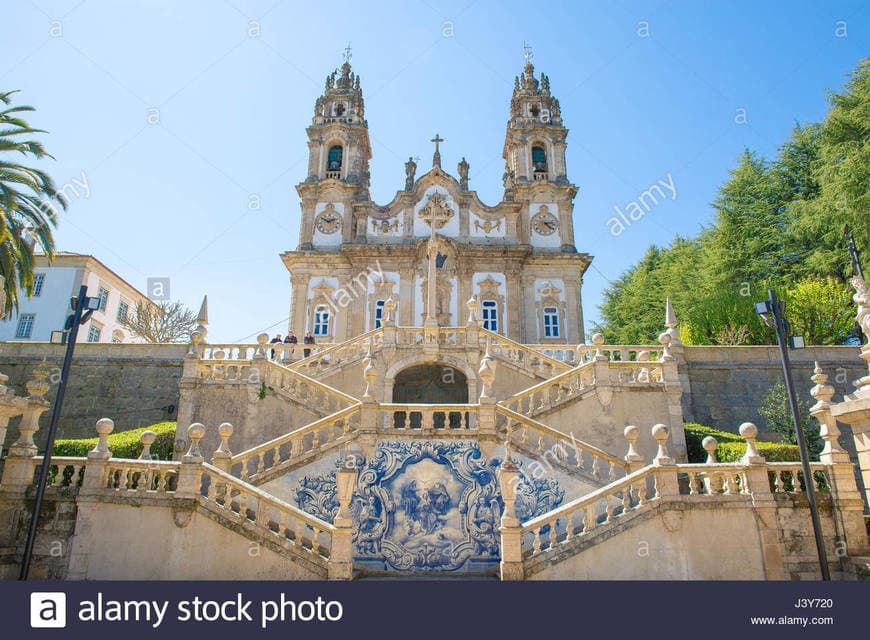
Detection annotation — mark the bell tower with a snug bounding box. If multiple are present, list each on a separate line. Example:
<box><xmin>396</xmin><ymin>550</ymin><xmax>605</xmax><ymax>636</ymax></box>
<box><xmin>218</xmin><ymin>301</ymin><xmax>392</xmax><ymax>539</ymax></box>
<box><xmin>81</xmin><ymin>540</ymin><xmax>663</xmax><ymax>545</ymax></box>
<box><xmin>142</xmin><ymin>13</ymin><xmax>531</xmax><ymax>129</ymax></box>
<box><xmin>296</xmin><ymin>47</ymin><xmax>372</xmax><ymax>249</ymax></box>
<box><xmin>502</xmin><ymin>45</ymin><xmax>578</xmax><ymax>253</ymax></box>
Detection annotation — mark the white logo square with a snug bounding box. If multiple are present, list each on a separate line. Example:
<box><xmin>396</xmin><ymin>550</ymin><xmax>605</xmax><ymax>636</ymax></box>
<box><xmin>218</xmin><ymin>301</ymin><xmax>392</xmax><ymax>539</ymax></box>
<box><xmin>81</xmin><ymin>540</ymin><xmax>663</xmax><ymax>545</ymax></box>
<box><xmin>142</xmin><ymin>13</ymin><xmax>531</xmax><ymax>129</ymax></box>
<box><xmin>30</xmin><ymin>592</ymin><xmax>67</xmax><ymax>628</ymax></box>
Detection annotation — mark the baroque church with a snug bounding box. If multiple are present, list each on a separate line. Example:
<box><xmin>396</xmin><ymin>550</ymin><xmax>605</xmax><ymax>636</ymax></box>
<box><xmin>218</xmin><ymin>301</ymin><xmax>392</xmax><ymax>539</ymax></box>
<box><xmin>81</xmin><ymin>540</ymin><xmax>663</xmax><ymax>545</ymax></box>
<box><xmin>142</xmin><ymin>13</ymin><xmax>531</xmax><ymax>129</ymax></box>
<box><xmin>2</xmin><ymin>51</ymin><xmax>868</xmax><ymax>583</ymax></box>
<box><xmin>282</xmin><ymin>53</ymin><xmax>591</xmax><ymax>345</ymax></box>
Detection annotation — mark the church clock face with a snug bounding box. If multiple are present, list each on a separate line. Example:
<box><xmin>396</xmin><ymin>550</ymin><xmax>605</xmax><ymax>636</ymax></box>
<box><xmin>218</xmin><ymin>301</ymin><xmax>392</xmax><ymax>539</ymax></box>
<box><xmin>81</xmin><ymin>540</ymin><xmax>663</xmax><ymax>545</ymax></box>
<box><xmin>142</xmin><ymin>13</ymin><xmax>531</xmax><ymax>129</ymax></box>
<box><xmin>531</xmin><ymin>209</ymin><xmax>558</xmax><ymax>236</ymax></box>
<box><xmin>315</xmin><ymin>207</ymin><xmax>342</xmax><ymax>234</ymax></box>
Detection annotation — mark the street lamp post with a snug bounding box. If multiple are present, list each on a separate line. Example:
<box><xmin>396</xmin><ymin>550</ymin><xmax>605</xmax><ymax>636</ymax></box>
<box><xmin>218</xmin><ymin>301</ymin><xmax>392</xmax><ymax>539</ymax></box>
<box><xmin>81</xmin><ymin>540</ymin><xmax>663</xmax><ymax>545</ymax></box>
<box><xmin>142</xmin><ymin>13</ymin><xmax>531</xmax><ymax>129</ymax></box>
<box><xmin>755</xmin><ymin>289</ymin><xmax>830</xmax><ymax>581</ymax></box>
<box><xmin>19</xmin><ymin>285</ymin><xmax>99</xmax><ymax>580</ymax></box>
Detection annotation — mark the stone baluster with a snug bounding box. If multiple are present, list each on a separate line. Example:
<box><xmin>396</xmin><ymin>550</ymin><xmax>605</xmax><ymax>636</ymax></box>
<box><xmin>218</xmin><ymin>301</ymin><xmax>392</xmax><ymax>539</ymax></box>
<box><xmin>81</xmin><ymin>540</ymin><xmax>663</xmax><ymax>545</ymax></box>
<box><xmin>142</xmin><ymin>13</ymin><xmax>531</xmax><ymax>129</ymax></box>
<box><xmin>623</xmin><ymin>425</ymin><xmax>645</xmax><ymax>472</ymax></box>
<box><xmin>253</xmin><ymin>333</ymin><xmax>269</xmax><ymax>360</ymax></box>
<box><xmin>383</xmin><ymin>296</ymin><xmax>398</xmax><ymax>344</ymax></box>
<box><xmin>651</xmin><ymin>423</ymin><xmax>678</xmax><ymax>497</ymax></box>
<box><xmin>330</xmin><ymin>455</ymin><xmax>358</xmax><ymax>580</ymax></box>
<box><xmin>658</xmin><ymin>332</ymin><xmax>673</xmax><ymax>363</ymax></box>
<box><xmin>701</xmin><ymin>436</ymin><xmax>723</xmax><ymax>494</ymax></box>
<box><xmin>738</xmin><ymin>422</ymin><xmax>774</xmax><ymax>498</ymax></box>
<box><xmin>80</xmin><ymin>418</ymin><xmax>114</xmax><ymax>491</ymax></box>
<box><xmin>177</xmin><ymin>423</ymin><xmax>206</xmax><ymax>497</ymax></box>
<box><xmin>211</xmin><ymin>423</ymin><xmax>234</xmax><ymax>472</ymax></box>
<box><xmin>810</xmin><ymin>363</ymin><xmax>849</xmax><ymax>464</ymax></box>
<box><xmin>498</xmin><ymin>443</ymin><xmax>524</xmax><ymax>580</ymax></box>
<box><xmin>591</xmin><ymin>333</ymin><xmax>607</xmax><ymax>362</ymax></box>
<box><xmin>138</xmin><ymin>430</ymin><xmax>156</xmax><ymax>461</ymax></box>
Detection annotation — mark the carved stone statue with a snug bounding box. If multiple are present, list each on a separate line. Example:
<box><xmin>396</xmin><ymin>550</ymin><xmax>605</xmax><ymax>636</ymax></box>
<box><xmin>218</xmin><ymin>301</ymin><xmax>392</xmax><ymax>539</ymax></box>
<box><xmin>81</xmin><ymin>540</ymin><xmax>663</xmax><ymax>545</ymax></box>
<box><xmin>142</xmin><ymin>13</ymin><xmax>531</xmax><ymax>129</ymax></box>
<box><xmin>851</xmin><ymin>275</ymin><xmax>870</xmax><ymax>344</ymax></box>
<box><xmin>404</xmin><ymin>156</ymin><xmax>417</xmax><ymax>191</ymax></box>
<box><xmin>502</xmin><ymin>164</ymin><xmax>515</xmax><ymax>189</ymax></box>
<box><xmin>458</xmin><ymin>157</ymin><xmax>469</xmax><ymax>190</ymax></box>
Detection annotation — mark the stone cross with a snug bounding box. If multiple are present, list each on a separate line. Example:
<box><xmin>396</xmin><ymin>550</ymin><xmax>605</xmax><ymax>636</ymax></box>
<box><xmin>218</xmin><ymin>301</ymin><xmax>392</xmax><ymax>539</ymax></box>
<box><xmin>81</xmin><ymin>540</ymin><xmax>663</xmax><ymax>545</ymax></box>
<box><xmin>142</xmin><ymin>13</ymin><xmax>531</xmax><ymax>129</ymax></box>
<box><xmin>430</xmin><ymin>133</ymin><xmax>444</xmax><ymax>168</ymax></box>
<box><xmin>523</xmin><ymin>41</ymin><xmax>533</xmax><ymax>64</ymax></box>
<box><xmin>343</xmin><ymin>42</ymin><xmax>352</xmax><ymax>64</ymax></box>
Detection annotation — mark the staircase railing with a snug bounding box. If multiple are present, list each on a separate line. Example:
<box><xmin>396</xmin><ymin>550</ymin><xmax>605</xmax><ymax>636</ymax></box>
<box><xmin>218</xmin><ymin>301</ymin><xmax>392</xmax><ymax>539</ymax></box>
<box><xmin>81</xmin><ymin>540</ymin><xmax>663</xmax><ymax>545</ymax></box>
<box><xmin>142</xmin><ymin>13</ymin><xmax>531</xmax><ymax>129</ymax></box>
<box><xmin>261</xmin><ymin>360</ymin><xmax>359</xmax><ymax>414</ymax></box>
<box><xmin>227</xmin><ymin>404</ymin><xmax>362</xmax><ymax>483</ymax></box>
<box><xmin>198</xmin><ymin>463</ymin><xmax>335</xmax><ymax>565</ymax></box>
<box><xmin>288</xmin><ymin>328</ymin><xmax>384</xmax><ymax>377</ymax></box>
<box><xmin>495</xmin><ymin>405</ymin><xmax>629</xmax><ymax>483</ymax></box>
<box><xmin>499</xmin><ymin>361</ymin><xmax>596</xmax><ymax>417</ymax></box>
<box><xmin>376</xmin><ymin>403</ymin><xmax>479</xmax><ymax>433</ymax></box>
<box><xmin>479</xmin><ymin>328</ymin><xmax>572</xmax><ymax>377</ymax></box>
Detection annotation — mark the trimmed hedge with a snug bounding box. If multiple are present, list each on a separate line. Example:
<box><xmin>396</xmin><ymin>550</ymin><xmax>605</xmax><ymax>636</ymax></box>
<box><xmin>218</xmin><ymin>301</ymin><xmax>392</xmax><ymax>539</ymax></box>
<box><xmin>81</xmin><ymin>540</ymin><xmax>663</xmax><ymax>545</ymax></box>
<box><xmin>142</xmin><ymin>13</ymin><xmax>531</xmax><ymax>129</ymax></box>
<box><xmin>52</xmin><ymin>422</ymin><xmax>177</xmax><ymax>460</ymax></box>
<box><xmin>684</xmin><ymin>422</ymin><xmax>800</xmax><ymax>463</ymax></box>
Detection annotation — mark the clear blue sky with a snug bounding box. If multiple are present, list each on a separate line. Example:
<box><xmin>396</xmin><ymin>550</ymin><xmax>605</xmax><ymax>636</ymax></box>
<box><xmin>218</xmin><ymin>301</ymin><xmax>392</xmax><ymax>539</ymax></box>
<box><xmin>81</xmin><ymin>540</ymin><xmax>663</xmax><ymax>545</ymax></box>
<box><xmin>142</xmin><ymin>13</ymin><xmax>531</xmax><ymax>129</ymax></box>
<box><xmin>4</xmin><ymin>0</ymin><xmax>868</xmax><ymax>343</ymax></box>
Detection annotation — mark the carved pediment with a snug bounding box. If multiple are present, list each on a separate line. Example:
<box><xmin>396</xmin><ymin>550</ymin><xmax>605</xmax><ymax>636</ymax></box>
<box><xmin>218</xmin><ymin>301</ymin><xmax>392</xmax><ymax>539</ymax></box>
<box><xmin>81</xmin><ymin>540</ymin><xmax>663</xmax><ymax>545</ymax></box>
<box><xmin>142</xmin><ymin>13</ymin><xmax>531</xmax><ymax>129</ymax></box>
<box><xmin>418</xmin><ymin>192</ymin><xmax>455</xmax><ymax>229</ymax></box>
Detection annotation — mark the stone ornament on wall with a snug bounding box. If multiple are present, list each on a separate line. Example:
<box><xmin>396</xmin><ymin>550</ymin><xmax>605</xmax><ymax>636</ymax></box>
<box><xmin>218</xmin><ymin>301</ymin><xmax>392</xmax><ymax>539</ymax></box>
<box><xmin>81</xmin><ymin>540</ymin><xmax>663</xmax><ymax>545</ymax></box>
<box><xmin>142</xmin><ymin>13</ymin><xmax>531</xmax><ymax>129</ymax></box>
<box><xmin>294</xmin><ymin>441</ymin><xmax>564</xmax><ymax>573</ymax></box>
<box><xmin>418</xmin><ymin>192</ymin><xmax>454</xmax><ymax>228</ymax></box>
<box><xmin>315</xmin><ymin>203</ymin><xmax>342</xmax><ymax>234</ymax></box>
<box><xmin>530</xmin><ymin>205</ymin><xmax>558</xmax><ymax>236</ymax></box>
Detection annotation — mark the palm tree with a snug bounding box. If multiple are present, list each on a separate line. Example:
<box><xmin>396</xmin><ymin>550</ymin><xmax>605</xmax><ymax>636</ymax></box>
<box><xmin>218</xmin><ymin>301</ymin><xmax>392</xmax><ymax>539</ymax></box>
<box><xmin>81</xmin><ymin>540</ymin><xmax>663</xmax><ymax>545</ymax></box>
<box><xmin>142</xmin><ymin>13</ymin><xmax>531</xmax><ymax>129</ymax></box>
<box><xmin>0</xmin><ymin>90</ymin><xmax>65</xmax><ymax>316</ymax></box>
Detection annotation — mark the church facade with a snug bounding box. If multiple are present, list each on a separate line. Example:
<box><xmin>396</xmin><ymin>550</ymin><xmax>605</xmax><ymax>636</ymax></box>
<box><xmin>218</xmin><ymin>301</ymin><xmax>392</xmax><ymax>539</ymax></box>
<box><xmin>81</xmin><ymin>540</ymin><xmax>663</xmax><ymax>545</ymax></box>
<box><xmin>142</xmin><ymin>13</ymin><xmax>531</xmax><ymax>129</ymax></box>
<box><xmin>282</xmin><ymin>57</ymin><xmax>592</xmax><ymax>344</ymax></box>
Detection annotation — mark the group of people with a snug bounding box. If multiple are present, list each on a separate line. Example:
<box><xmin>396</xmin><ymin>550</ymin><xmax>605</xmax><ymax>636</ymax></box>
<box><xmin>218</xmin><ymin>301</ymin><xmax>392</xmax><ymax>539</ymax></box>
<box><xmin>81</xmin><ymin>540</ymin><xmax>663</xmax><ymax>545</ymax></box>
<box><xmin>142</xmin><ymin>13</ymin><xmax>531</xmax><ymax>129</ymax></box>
<box><xmin>269</xmin><ymin>331</ymin><xmax>316</xmax><ymax>358</ymax></box>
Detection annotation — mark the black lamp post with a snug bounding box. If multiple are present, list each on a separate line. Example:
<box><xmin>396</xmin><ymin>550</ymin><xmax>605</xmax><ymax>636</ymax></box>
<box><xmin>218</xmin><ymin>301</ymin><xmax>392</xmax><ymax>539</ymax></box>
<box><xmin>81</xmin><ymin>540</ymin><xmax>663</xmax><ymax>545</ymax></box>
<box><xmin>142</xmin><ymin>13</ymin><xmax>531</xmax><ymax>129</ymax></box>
<box><xmin>754</xmin><ymin>289</ymin><xmax>830</xmax><ymax>581</ymax></box>
<box><xmin>19</xmin><ymin>285</ymin><xmax>100</xmax><ymax>581</ymax></box>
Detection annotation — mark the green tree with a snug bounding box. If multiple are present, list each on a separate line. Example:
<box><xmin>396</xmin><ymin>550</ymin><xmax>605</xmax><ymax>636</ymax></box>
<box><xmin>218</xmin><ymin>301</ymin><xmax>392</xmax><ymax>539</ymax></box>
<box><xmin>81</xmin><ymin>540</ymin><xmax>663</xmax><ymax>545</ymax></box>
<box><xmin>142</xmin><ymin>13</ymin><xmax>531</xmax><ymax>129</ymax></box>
<box><xmin>759</xmin><ymin>381</ymin><xmax>822</xmax><ymax>458</ymax></box>
<box><xmin>790</xmin><ymin>58</ymin><xmax>870</xmax><ymax>280</ymax></box>
<box><xmin>0</xmin><ymin>90</ymin><xmax>64</xmax><ymax>315</ymax></box>
<box><xmin>782</xmin><ymin>277</ymin><xmax>855</xmax><ymax>345</ymax></box>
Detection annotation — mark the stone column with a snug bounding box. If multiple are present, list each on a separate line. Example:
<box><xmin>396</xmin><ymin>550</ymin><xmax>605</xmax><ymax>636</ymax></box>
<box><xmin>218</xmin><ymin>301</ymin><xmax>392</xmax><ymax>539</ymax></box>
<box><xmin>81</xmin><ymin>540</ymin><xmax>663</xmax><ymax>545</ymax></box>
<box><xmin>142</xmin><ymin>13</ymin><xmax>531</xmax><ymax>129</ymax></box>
<box><xmin>651</xmin><ymin>424</ymin><xmax>678</xmax><ymax>497</ymax></box>
<box><xmin>505</xmin><ymin>266</ymin><xmax>522</xmax><ymax>341</ymax></box>
<box><xmin>329</xmin><ymin>456</ymin><xmax>358</xmax><ymax>580</ymax></box>
<box><xmin>176</xmin><ymin>423</ymin><xmax>206</xmax><ymax>498</ymax></box>
<box><xmin>399</xmin><ymin>268</ymin><xmax>414</xmax><ymax>329</ymax></box>
<box><xmin>290</xmin><ymin>272</ymin><xmax>311</xmax><ymax>337</ymax></box>
<box><xmin>520</xmin><ymin>273</ymin><xmax>537</xmax><ymax>343</ymax></box>
<box><xmin>498</xmin><ymin>451</ymin><xmax>524</xmax><ymax>581</ymax></box>
<box><xmin>562</xmin><ymin>272</ymin><xmax>581</xmax><ymax>344</ymax></box>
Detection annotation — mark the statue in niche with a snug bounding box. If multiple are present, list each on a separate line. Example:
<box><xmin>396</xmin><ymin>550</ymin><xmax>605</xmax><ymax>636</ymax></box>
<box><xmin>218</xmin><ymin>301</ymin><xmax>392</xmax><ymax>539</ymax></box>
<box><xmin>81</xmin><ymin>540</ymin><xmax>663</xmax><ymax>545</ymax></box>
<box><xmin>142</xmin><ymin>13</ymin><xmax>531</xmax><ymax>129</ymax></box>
<box><xmin>405</xmin><ymin>156</ymin><xmax>417</xmax><ymax>191</ymax></box>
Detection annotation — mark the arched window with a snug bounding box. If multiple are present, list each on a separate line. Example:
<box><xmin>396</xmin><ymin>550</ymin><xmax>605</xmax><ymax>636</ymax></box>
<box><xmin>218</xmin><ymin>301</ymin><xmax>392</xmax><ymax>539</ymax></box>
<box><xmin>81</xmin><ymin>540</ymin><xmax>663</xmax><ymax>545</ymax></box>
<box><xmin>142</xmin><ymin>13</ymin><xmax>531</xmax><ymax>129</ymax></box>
<box><xmin>313</xmin><ymin>304</ymin><xmax>330</xmax><ymax>336</ymax></box>
<box><xmin>327</xmin><ymin>145</ymin><xmax>343</xmax><ymax>172</ymax></box>
<box><xmin>374</xmin><ymin>300</ymin><xmax>385</xmax><ymax>329</ymax></box>
<box><xmin>532</xmin><ymin>146</ymin><xmax>547</xmax><ymax>173</ymax></box>
<box><xmin>334</xmin><ymin>103</ymin><xmax>345</xmax><ymax>117</ymax></box>
<box><xmin>481</xmin><ymin>300</ymin><xmax>498</xmax><ymax>332</ymax></box>
<box><xmin>543</xmin><ymin>306</ymin><xmax>560</xmax><ymax>338</ymax></box>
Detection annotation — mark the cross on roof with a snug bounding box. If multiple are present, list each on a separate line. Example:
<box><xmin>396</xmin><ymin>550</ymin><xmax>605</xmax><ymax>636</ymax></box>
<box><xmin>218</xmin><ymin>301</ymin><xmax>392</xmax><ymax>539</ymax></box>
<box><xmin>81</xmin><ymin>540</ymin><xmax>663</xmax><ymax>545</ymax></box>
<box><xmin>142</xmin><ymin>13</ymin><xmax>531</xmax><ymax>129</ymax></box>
<box><xmin>430</xmin><ymin>133</ymin><xmax>445</xmax><ymax>168</ymax></box>
<box><xmin>523</xmin><ymin>41</ymin><xmax>533</xmax><ymax>64</ymax></box>
<box><xmin>343</xmin><ymin>42</ymin><xmax>352</xmax><ymax>64</ymax></box>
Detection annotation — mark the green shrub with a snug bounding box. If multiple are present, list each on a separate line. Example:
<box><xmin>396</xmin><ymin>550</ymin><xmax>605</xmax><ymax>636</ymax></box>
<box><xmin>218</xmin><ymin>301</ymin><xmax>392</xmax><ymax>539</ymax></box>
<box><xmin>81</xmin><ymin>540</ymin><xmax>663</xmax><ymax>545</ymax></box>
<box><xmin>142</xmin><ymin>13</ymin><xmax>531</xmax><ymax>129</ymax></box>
<box><xmin>684</xmin><ymin>423</ymin><xmax>743</xmax><ymax>462</ymax></box>
<box><xmin>683</xmin><ymin>422</ymin><xmax>801</xmax><ymax>463</ymax></box>
<box><xmin>52</xmin><ymin>422</ymin><xmax>177</xmax><ymax>460</ymax></box>
<box><xmin>715</xmin><ymin>441</ymin><xmax>801</xmax><ymax>463</ymax></box>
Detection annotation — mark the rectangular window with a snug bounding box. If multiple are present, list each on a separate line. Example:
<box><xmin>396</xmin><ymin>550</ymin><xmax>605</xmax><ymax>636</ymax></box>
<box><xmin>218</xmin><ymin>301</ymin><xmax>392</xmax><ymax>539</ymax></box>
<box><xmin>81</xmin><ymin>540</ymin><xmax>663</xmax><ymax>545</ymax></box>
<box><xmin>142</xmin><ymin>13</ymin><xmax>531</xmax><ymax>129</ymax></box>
<box><xmin>33</xmin><ymin>274</ymin><xmax>45</xmax><ymax>296</ymax></box>
<box><xmin>543</xmin><ymin>307</ymin><xmax>560</xmax><ymax>338</ymax></box>
<box><xmin>117</xmin><ymin>300</ymin><xmax>129</xmax><ymax>322</ymax></box>
<box><xmin>97</xmin><ymin>287</ymin><xmax>109</xmax><ymax>311</ymax></box>
<box><xmin>313</xmin><ymin>305</ymin><xmax>330</xmax><ymax>337</ymax></box>
<box><xmin>374</xmin><ymin>300</ymin><xmax>385</xmax><ymax>329</ymax></box>
<box><xmin>87</xmin><ymin>324</ymin><xmax>102</xmax><ymax>343</ymax></box>
<box><xmin>16</xmin><ymin>314</ymin><xmax>35</xmax><ymax>338</ymax></box>
<box><xmin>482</xmin><ymin>300</ymin><xmax>498</xmax><ymax>332</ymax></box>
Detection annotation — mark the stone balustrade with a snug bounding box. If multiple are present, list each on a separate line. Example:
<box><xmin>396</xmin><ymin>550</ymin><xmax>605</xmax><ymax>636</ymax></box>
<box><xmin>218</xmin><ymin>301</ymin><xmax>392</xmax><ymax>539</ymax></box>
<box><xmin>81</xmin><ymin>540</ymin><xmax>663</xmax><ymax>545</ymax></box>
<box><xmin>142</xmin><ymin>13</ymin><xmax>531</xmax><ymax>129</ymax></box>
<box><xmin>520</xmin><ymin>466</ymin><xmax>659</xmax><ymax>559</ymax></box>
<box><xmin>496</xmin><ymin>406</ymin><xmax>629</xmax><ymax>483</ymax></box>
<box><xmin>377</xmin><ymin>403</ymin><xmax>479</xmax><ymax>432</ymax></box>
<box><xmin>102</xmin><ymin>460</ymin><xmax>181</xmax><ymax>493</ymax></box>
<box><xmin>199</xmin><ymin>464</ymin><xmax>336</xmax><ymax>563</ymax></box>
<box><xmin>523</xmin><ymin>345</ymin><xmax>580</xmax><ymax>364</ymax></box>
<box><xmin>261</xmin><ymin>361</ymin><xmax>358</xmax><ymax>414</ymax></box>
<box><xmin>228</xmin><ymin>405</ymin><xmax>362</xmax><ymax>483</ymax></box>
<box><xmin>499</xmin><ymin>362</ymin><xmax>596</xmax><ymax>417</ymax></box>
<box><xmin>289</xmin><ymin>329</ymin><xmax>384</xmax><ymax>376</ymax></box>
<box><xmin>481</xmin><ymin>329</ymin><xmax>572</xmax><ymax>378</ymax></box>
<box><xmin>36</xmin><ymin>456</ymin><xmax>87</xmax><ymax>489</ymax></box>
<box><xmin>576</xmin><ymin>344</ymin><xmax>662</xmax><ymax>363</ymax></box>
